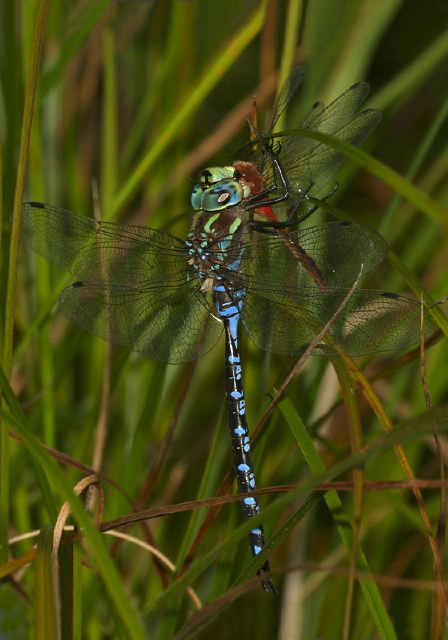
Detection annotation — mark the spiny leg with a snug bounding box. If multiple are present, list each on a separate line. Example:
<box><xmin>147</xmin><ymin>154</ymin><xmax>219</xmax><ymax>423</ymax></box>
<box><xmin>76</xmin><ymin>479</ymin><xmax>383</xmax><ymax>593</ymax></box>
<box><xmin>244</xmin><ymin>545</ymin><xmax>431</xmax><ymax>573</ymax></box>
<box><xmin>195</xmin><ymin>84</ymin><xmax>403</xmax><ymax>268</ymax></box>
<box><xmin>248</xmin><ymin>180</ymin><xmax>340</xmax><ymax>232</ymax></box>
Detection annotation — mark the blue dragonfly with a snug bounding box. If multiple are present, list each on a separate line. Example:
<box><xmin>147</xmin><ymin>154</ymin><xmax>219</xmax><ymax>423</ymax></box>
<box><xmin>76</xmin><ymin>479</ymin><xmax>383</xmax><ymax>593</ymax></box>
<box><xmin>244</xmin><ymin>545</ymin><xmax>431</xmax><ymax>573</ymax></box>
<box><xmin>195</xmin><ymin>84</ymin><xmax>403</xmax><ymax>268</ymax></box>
<box><xmin>22</xmin><ymin>74</ymin><xmax>437</xmax><ymax>593</ymax></box>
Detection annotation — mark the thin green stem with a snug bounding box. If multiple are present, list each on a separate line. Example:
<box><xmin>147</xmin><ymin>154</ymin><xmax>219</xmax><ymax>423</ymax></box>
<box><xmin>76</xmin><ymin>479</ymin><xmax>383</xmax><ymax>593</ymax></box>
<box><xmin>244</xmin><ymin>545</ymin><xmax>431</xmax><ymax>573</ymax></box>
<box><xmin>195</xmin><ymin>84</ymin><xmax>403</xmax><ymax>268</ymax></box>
<box><xmin>276</xmin><ymin>0</ymin><xmax>303</xmax><ymax>130</ymax></box>
<box><xmin>332</xmin><ymin>358</ymin><xmax>364</xmax><ymax>640</ymax></box>
<box><xmin>101</xmin><ymin>29</ymin><xmax>117</xmax><ymax>212</ymax></box>
<box><xmin>1</xmin><ymin>0</ymin><xmax>51</xmax><ymax>564</ymax></box>
<box><xmin>380</xmin><ymin>90</ymin><xmax>448</xmax><ymax>235</ymax></box>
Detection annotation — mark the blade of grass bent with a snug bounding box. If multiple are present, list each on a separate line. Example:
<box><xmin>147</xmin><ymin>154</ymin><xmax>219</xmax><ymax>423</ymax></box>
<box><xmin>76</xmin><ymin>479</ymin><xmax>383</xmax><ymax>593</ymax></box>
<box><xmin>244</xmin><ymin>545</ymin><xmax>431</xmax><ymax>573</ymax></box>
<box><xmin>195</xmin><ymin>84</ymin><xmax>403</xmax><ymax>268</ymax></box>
<box><xmin>273</xmin><ymin>128</ymin><xmax>448</xmax><ymax>226</ymax></box>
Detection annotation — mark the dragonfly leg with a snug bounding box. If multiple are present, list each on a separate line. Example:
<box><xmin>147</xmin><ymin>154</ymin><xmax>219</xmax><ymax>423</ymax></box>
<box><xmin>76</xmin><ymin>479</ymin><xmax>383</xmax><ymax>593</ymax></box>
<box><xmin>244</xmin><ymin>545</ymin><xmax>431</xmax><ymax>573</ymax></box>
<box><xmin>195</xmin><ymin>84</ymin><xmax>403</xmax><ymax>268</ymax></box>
<box><xmin>246</xmin><ymin>153</ymin><xmax>290</xmax><ymax>211</ymax></box>
<box><xmin>249</xmin><ymin>219</ymin><xmax>299</xmax><ymax>233</ymax></box>
<box><xmin>219</xmin><ymin>309</ymin><xmax>276</xmax><ymax>594</ymax></box>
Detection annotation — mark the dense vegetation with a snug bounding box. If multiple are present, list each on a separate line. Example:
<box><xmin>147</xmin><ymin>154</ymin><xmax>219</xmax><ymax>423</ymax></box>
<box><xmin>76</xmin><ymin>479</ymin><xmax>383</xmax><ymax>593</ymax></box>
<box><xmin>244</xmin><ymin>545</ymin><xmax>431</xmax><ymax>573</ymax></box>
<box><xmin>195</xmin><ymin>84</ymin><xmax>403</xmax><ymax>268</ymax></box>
<box><xmin>1</xmin><ymin>1</ymin><xmax>448</xmax><ymax>638</ymax></box>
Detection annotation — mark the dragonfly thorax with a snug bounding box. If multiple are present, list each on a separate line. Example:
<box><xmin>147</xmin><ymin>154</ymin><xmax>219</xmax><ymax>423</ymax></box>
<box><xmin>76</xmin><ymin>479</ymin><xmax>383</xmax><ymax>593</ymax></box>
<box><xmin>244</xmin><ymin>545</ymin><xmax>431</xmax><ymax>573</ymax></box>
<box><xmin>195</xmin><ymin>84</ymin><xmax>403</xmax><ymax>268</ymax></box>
<box><xmin>186</xmin><ymin>209</ymin><xmax>244</xmax><ymax>292</ymax></box>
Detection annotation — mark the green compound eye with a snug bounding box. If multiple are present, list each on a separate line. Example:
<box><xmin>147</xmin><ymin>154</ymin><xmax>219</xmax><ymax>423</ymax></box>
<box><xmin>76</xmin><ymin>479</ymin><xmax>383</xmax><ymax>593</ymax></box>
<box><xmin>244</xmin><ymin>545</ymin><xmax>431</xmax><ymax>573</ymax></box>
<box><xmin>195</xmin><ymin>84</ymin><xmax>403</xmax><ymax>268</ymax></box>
<box><xmin>201</xmin><ymin>180</ymin><xmax>243</xmax><ymax>211</ymax></box>
<box><xmin>191</xmin><ymin>184</ymin><xmax>203</xmax><ymax>210</ymax></box>
<box><xmin>200</xmin><ymin>166</ymin><xmax>235</xmax><ymax>186</ymax></box>
<box><xmin>191</xmin><ymin>167</ymin><xmax>243</xmax><ymax>211</ymax></box>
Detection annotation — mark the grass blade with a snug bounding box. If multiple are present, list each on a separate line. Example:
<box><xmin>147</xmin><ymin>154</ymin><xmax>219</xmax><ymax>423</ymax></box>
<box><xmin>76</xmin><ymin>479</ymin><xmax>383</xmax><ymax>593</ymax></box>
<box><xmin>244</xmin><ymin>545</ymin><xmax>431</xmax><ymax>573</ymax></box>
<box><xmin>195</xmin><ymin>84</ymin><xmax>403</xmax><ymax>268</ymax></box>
<box><xmin>279</xmin><ymin>397</ymin><xmax>398</xmax><ymax>640</ymax></box>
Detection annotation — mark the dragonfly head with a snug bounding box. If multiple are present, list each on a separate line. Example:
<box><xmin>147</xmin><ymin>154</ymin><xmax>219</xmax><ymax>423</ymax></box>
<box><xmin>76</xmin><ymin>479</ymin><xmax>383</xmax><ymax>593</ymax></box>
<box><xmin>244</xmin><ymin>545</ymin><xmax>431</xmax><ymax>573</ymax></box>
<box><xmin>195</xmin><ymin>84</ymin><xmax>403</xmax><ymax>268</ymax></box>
<box><xmin>191</xmin><ymin>166</ymin><xmax>251</xmax><ymax>212</ymax></box>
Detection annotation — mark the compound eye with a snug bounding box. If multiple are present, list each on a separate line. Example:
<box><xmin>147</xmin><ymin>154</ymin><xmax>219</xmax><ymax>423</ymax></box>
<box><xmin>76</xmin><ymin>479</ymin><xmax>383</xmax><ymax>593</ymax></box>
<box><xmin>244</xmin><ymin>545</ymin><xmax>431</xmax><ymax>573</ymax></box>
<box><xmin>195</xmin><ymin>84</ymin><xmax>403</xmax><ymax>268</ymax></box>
<box><xmin>200</xmin><ymin>169</ymin><xmax>212</xmax><ymax>186</ymax></box>
<box><xmin>191</xmin><ymin>184</ymin><xmax>203</xmax><ymax>210</ymax></box>
<box><xmin>200</xmin><ymin>166</ymin><xmax>235</xmax><ymax>186</ymax></box>
<box><xmin>201</xmin><ymin>180</ymin><xmax>243</xmax><ymax>212</ymax></box>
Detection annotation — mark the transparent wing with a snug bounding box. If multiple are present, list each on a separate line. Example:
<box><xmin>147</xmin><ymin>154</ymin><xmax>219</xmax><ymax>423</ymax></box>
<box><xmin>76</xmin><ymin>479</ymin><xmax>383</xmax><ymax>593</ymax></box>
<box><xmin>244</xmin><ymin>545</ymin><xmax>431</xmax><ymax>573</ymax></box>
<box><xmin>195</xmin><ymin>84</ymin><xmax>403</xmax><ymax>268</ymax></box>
<box><xmin>274</xmin><ymin>107</ymin><xmax>381</xmax><ymax>212</ymax></box>
<box><xmin>58</xmin><ymin>280</ymin><xmax>223</xmax><ymax>364</ymax></box>
<box><xmin>217</xmin><ymin>221</ymin><xmax>387</xmax><ymax>292</ymax></box>
<box><xmin>23</xmin><ymin>202</ymin><xmax>223</xmax><ymax>363</ymax></box>
<box><xmin>242</xmin><ymin>288</ymin><xmax>437</xmax><ymax>357</ymax></box>
<box><xmin>299</xmin><ymin>82</ymin><xmax>371</xmax><ymax>131</ymax></box>
<box><xmin>23</xmin><ymin>202</ymin><xmax>188</xmax><ymax>286</ymax></box>
<box><xmin>270</xmin><ymin>66</ymin><xmax>305</xmax><ymax>132</ymax></box>
<box><xmin>240</xmin><ymin>83</ymin><xmax>380</xmax><ymax>221</ymax></box>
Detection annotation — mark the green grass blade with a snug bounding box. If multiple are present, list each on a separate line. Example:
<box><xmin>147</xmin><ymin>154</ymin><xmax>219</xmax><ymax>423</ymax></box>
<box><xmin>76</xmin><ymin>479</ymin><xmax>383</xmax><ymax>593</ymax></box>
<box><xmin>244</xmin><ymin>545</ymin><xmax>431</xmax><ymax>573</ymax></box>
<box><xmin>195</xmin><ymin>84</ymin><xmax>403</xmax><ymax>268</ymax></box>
<box><xmin>1</xmin><ymin>0</ymin><xmax>51</xmax><ymax>564</ymax></box>
<box><xmin>146</xmin><ymin>414</ymin><xmax>447</xmax><ymax>620</ymax></box>
<box><xmin>278</xmin><ymin>396</ymin><xmax>397</xmax><ymax>640</ymax></box>
<box><xmin>107</xmin><ymin>0</ymin><xmax>268</xmax><ymax>220</ymax></box>
<box><xmin>276</xmin><ymin>127</ymin><xmax>448</xmax><ymax>225</ymax></box>
<box><xmin>101</xmin><ymin>28</ymin><xmax>118</xmax><ymax>211</ymax></box>
<box><xmin>0</xmin><ymin>366</ymin><xmax>148</xmax><ymax>640</ymax></box>
<box><xmin>35</xmin><ymin>525</ymin><xmax>58</xmax><ymax>640</ymax></box>
<box><xmin>40</xmin><ymin>0</ymin><xmax>110</xmax><ymax>95</ymax></box>
<box><xmin>58</xmin><ymin>532</ymin><xmax>74</xmax><ymax>640</ymax></box>
<box><xmin>380</xmin><ymin>90</ymin><xmax>448</xmax><ymax>235</ymax></box>
<box><xmin>276</xmin><ymin>0</ymin><xmax>304</xmax><ymax>131</ymax></box>
<box><xmin>175</xmin><ymin>406</ymin><xmax>227</xmax><ymax>570</ymax></box>
<box><xmin>321</xmin><ymin>0</ymin><xmax>402</xmax><ymax>99</ymax></box>
<box><xmin>373</xmin><ymin>28</ymin><xmax>448</xmax><ymax>110</ymax></box>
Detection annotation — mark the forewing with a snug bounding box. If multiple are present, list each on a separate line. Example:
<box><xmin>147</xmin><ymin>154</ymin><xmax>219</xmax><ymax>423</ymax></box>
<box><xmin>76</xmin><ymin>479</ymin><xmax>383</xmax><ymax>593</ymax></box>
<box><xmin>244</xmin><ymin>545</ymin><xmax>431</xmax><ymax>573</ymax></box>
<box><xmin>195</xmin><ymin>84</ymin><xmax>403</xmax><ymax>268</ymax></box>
<box><xmin>58</xmin><ymin>279</ymin><xmax>223</xmax><ymax>364</ymax></box>
<box><xmin>23</xmin><ymin>202</ymin><xmax>187</xmax><ymax>286</ymax></box>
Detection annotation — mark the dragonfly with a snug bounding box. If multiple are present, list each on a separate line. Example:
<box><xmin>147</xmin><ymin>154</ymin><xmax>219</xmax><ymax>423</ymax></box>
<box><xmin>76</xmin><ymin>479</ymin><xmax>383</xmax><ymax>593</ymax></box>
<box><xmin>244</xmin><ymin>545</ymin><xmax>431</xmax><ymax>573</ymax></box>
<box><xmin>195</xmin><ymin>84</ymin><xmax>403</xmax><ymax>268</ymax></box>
<box><xmin>22</xmin><ymin>72</ymin><xmax>437</xmax><ymax>594</ymax></box>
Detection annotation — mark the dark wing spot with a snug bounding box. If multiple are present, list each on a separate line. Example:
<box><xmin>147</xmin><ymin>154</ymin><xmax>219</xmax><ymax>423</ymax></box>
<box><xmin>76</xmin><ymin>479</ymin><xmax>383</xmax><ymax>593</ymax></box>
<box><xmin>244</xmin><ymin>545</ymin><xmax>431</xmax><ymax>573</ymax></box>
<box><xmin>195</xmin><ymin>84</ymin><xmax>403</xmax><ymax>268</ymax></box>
<box><xmin>72</xmin><ymin>281</ymin><xmax>84</xmax><ymax>288</ymax></box>
<box><xmin>381</xmin><ymin>291</ymin><xmax>400</xmax><ymax>299</ymax></box>
<box><xmin>27</xmin><ymin>201</ymin><xmax>46</xmax><ymax>209</ymax></box>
